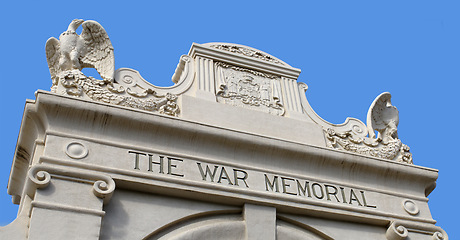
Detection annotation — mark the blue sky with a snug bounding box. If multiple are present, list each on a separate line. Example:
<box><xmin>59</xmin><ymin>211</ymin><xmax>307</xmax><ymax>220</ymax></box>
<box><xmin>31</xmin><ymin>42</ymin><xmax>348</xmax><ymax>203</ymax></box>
<box><xmin>0</xmin><ymin>0</ymin><xmax>457</xmax><ymax>237</ymax></box>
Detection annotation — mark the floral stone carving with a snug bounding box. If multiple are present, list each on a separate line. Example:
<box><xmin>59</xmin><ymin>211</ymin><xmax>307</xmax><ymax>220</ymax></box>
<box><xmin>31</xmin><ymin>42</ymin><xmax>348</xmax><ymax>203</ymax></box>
<box><xmin>209</xmin><ymin>44</ymin><xmax>287</xmax><ymax>66</ymax></box>
<box><xmin>215</xmin><ymin>62</ymin><xmax>285</xmax><ymax>116</ymax></box>
<box><xmin>56</xmin><ymin>70</ymin><xmax>179</xmax><ymax>116</ymax></box>
<box><xmin>324</xmin><ymin>92</ymin><xmax>412</xmax><ymax>164</ymax></box>
<box><xmin>45</xmin><ymin>19</ymin><xmax>179</xmax><ymax>116</ymax></box>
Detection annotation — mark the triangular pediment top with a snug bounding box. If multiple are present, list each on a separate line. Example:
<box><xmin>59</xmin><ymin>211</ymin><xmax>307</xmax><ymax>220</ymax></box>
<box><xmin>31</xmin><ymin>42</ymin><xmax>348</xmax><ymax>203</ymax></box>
<box><xmin>188</xmin><ymin>42</ymin><xmax>301</xmax><ymax>79</ymax></box>
<box><xmin>201</xmin><ymin>42</ymin><xmax>293</xmax><ymax>67</ymax></box>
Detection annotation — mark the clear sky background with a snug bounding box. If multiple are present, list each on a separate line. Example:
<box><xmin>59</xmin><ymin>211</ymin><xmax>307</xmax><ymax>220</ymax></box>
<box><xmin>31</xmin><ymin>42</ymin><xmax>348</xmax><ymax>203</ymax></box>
<box><xmin>0</xmin><ymin>0</ymin><xmax>457</xmax><ymax>237</ymax></box>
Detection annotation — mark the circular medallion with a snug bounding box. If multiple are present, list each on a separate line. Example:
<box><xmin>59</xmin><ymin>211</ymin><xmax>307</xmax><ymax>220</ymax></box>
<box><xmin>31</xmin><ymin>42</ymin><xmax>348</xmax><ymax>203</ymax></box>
<box><xmin>65</xmin><ymin>142</ymin><xmax>88</xmax><ymax>159</ymax></box>
<box><xmin>403</xmin><ymin>199</ymin><xmax>419</xmax><ymax>215</ymax></box>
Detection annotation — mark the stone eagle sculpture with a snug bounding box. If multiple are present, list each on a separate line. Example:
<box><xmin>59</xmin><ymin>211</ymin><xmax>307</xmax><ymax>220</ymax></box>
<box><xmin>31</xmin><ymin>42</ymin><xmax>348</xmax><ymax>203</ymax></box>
<box><xmin>324</xmin><ymin>92</ymin><xmax>412</xmax><ymax>164</ymax></box>
<box><xmin>44</xmin><ymin>19</ymin><xmax>181</xmax><ymax>117</ymax></box>
<box><xmin>45</xmin><ymin>19</ymin><xmax>114</xmax><ymax>85</ymax></box>
<box><xmin>366</xmin><ymin>92</ymin><xmax>399</xmax><ymax>144</ymax></box>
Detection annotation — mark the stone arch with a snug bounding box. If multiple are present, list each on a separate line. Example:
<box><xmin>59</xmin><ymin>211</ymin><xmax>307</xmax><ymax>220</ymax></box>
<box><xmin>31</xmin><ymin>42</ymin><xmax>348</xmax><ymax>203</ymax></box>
<box><xmin>276</xmin><ymin>216</ymin><xmax>334</xmax><ymax>240</ymax></box>
<box><xmin>143</xmin><ymin>212</ymin><xmax>244</xmax><ymax>240</ymax></box>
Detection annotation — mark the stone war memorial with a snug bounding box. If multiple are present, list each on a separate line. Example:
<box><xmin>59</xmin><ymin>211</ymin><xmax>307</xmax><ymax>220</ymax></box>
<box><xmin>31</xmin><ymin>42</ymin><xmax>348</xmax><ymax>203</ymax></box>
<box><xmin>0</xmin><ymin>19</ymin><xmax>448</xmax><ymax>239</ymax></box>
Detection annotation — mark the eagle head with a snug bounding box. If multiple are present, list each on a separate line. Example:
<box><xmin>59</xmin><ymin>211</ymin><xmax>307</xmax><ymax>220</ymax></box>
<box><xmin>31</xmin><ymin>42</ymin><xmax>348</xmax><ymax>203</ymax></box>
<box><xmin>67</xmin><ymin>19</ymin><xmax>85</xmax><ymax>32</ymax></box>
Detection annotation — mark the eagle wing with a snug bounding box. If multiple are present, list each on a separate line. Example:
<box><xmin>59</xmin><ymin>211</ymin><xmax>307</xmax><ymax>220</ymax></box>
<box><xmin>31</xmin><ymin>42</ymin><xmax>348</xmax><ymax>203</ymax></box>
<box><xmin>366</xmin><ymin>92</ymin><xmax>399</xmax><ymax>139</ymax></box>
<box><xmin>45</xmin><ymin>37</ymin><xmax>61</xmax><ymax>84</ymax></box>
<box><xmin>80</xmin><ymin>20</ymin><xmax>114</xmax><ymax>82</ymax></box>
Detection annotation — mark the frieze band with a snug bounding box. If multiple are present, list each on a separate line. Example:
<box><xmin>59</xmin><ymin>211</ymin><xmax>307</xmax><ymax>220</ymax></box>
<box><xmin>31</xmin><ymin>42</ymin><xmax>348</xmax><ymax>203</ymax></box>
<box><xmin>128</xmin><ymin>150</ymin><xmax>377</xmax><ymax>209</ymax></box>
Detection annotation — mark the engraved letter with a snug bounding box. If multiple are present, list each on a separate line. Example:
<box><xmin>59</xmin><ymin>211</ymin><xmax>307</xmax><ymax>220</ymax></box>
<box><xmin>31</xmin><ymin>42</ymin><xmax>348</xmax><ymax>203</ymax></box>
<box><xmin>325</xmin><ymin>185</ymin><xmax>340</xmax><ymax>202</ymax></box>
<box><xmin>233</xmin><ymin>169</ymin><xmax>249</xmax><ymax>187</ymax></box>
<box><xmin>167</xmin><ymin>157</ymin><xmax>184</xmax><ymax>177</ymax></box>
<box><xmin>297</xmin><ymin>180</ymin><xmax>312</xmax><ymax>198</ymax></box>
<box><xmin>197</xmin><ymin>163</ymin><xmax>219</xmax><ymax>182</ymax></box>
<box><xmin>128</xmin><ymin>151</ymin><xmax>146</xmax><ymax>170</ymax></box>
<box><xmin>281</xmin><ymin>177</ymin><xmax>297</xmax><ymax>195</ymax></box>
<box><xmin>217</xmin><ymin>167</ymin><xmax>233</xmax><ymax>185</ymax></box>
<box><xmin>148</xmin><ymin>154</ymin><xmax>164</xmax><ymax>173</ymax></box>
<box><xmin>264</xmin><ymin>174</ymin><xmax>279</xmax><ymax>192</ymax></box>
<box><xmin>349</xmin><ymin>189</ymin><xmax>363</xmax><ymax>206</ymax></box>
<box><xmin>312</xmin><ymin>183</ymin><xmax>324</xmax><ymax>199</ymax></box>
<box><xmin>340</xmin><ymin>187</ymin><xmax>347</xmax><ymax>204</ymax></box>
<box><xmin>360</xmin><ymin>191</ymin><xmax>376</xmax><ymax>208</ymax></box>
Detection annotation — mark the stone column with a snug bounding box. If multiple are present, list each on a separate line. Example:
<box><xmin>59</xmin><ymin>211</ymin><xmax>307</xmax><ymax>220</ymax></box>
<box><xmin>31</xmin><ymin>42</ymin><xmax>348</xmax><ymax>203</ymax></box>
<box><xmin>244</xmin><ymin>204</ymin><xmax>276</xmax><ymax>240</ymax></box>
<box><xmin>24</xmin><ymin>165</ymin><xmax>115</xmax><ymax>240</ymax></box>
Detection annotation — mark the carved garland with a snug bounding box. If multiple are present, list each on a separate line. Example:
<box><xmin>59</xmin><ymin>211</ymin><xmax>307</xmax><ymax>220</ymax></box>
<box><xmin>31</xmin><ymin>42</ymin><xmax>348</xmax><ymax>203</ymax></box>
<box><xmin>210</xmin><ymin>44</ymin><xmax>285</xmax><ymax>66</ymax></box>
<box><xmin>54</xmin><ymin>70</ymin><xmax>180</xmax><ymax>116</ymax></box>
<box><xmin>324</xmin><ymin>128</ymin><xmax>413</xmax><ymax>164</ymax></box>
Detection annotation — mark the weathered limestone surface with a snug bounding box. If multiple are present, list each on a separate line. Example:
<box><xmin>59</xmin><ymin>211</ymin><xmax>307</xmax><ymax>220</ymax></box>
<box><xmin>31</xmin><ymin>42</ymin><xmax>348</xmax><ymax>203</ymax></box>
<box><xmin>0</xmin><ymin>19</ymin><xmax>447</xmax><ymax>239</ymax></box>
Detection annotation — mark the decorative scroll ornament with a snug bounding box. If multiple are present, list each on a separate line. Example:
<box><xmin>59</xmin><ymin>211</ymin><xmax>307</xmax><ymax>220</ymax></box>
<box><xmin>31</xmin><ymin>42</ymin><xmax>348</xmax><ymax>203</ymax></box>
<box><xmin>386</xmin><ymin>222</ymin><xmax>409</xmax><ymax>240</ymax></box>
<box><xmin>325</xmin><ymin>92</ymin><xmax>412</xmax><ymax>164</ymax></box>
<box><xmin>385</xmin><ymin>221</ymin><xmax>448</xmax><ymax>240</ymax></box>
<box><xmin>25</xmin><ymin>165</ymin><xmax>116</xmax><ymax>204</ymax></box>
<box><xmin>433</xmin><ymin>231</ymin><xmax>447</xmax><ymax>240</ymax></box>
<box><xmin>209</xmin><ymin>44</ymin><xmax>287</xmax><ymax>66</ymax></box>
<box><xmin>45</xmin><ymin>19</ymin><xmax>179</xmax><ymax>116</ymax></box>
<box><xmin>215</xmin><ymin>62</ymin><xmax>285</xmax><ymax>116</ymax></box>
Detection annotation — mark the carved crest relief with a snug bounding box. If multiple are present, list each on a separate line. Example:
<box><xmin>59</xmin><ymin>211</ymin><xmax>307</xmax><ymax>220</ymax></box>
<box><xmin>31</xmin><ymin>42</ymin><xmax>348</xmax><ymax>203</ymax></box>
<box><xmin>215</xmin><ymin>62</ymin><xmax>285</xmax><ymax>116</ymax></box>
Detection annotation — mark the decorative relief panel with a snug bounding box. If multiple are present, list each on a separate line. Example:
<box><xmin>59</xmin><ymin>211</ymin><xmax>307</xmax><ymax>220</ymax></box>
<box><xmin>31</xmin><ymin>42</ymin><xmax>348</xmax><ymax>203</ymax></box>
<box><xmin>45</xmin><ymin>19</ymin><xmax>180</xmax><ymax>116</ymax></box>
<box><xmin>324</xmin><ymin>128</ymin><xmax>412</xmax><ymax>163</ymax></box>
<box><xmin>209</xmin><ymin>43</ymin><xmax>288</xmax><ymax>66</ymax></box>
<box><xmin>215</xmin><ymin>62</ymin><xmax>285</xmax><ymax>116</ymax></box>
<box><xmin>44</xmin><ymin>19</ymin><xmax>414</xmax><ymax>160</ymax></box>
<box><xmin>324</xmin><ymin>92</ymin><xmax>412</xmax><ymax>164</ymax></box>
<box><xmin>54</xmin><ymin>70</ymin><xmax>180</xmax><ymax>116</ymax></box>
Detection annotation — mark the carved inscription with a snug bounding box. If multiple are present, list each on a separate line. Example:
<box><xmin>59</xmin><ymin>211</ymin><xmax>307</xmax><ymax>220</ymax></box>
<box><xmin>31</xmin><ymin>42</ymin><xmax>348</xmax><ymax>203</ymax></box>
<box><xmin>128</xmin><ymin>150</ymin><xmax>376</xmax><ymax>209</ymax></box>
<box><xmin>196</xmin><ymin>162</ymin><xmax>249</xmax><ymax>187</ymax></box>
<box><xmin>264</xmin><ymin>174</ymin><xmax>376</xmax><ymax>208</ymax></box>
<box><xmin>128</xmin><ymin>151</ymin><xmax>184</xmax><ymax>177</ymax></box>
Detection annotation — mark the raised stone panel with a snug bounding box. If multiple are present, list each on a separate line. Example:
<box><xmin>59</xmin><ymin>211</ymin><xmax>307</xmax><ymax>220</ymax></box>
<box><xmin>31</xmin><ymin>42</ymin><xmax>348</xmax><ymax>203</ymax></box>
<box><xmin>244</xmin><ymin>204</ymin><xmax>276</xmax><ymax>240</ymax></box>
<box><xmin>28</xmin><ymin>208</ymin><xmax>102</xmax><ymax>240</ymax></box>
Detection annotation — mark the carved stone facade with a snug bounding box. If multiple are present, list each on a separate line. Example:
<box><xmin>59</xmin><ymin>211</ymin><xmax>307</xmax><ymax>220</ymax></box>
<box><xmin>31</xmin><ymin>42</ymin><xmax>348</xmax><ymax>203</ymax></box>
<box><xmin>325</xmin><ymin>128</ymin><xmax>413</xmax><ymax>164</ymax></box>
<box><xmin>0</xmin><ymin>20</ymin><xmax>447</xmax><ymax>239</ymax></box>
<box><xmin>209</xmin><ymin>43</ymin><xmax>288</xmax><ymax>66</ymax></box>
<box><xmin>215</xmin><ymin>62</ymin><xmax>285</xmax><ymax>116</ymax></box>
<box><xmin>54</xmin><ymin>69</ymin><xmax>180</xmax><ymax>116</ymax></box>
<box><xmin>324</xmin><ymin>92</ymin><xmax>413</xmax><ymax>164</ymax></box>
